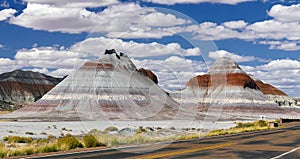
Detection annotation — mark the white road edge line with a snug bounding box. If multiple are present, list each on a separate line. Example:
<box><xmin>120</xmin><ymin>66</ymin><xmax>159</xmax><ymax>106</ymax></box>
<box><xmin>270</xmin><ymin>146</ymin><xmax>300</xmax><ymax>159</ymax></box>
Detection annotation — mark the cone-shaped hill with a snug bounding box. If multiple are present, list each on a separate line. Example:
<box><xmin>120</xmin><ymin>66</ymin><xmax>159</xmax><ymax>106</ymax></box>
<box><xmin>9</xmin><ymin>50</ymin><xmax>182</xmax><ymax>121</ymax></box>
<box><xmin>173</xmin><ymin>57</ymin><xmax>272</xmax><ymax>105</ymax></box>
<box><xmin>170</xmin><ymin>57</ymin><xmax>293</xmax><ymax>120</ymax></box>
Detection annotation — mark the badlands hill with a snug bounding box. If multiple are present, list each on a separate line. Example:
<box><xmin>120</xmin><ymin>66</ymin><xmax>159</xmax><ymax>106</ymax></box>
<box><xmin>172</xmin><ymin>57</ymin><xmax>272</xmax><ymax>105</ymax></box>
<box><xmin>171</xmin><ymin>57</ymin><xmax>296</xmax><ymax>120</ymax></box>
<box><xmin>1</xmin><ymin>53</ymin><xmax>298</xmax><ymax>121</ymax></box>
<box><xmin>0</xmin><ymin>70</ymin><xmax>62</xmax><ymax>110</ymax></box>
<box><xmin>8</xmin><ymin>50</ymin><xmax>183</xmax><ymax>121</ymax></box>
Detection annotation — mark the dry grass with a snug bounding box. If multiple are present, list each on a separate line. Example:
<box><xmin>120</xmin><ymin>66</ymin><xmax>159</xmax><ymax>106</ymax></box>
<box><xmin>0</xmin><ymin>120</ymin><xmax>277</xmax><ymax>157</ymax></box>
<box><xmin>206</xmin><ymin>120</ymin><xmax>272</xmax><ymax>137</ymax></box>
<box><xmin>0</xmin><ymin>111</ymin><xmax>13</xmax><ymax>114</ymax></box>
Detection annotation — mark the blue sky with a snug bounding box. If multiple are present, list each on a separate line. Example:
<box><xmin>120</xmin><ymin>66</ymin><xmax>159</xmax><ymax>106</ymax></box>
<box><xmin>0</xmin><ymin>0</ymin><xmax>299</xmax><ymax>96</ymax></box>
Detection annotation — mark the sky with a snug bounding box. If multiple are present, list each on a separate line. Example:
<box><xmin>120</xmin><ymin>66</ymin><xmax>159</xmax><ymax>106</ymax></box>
<box><xmin>0</xmin><ymin>0</ymin><xmax>299</xmax><ymax>97</ymax></box>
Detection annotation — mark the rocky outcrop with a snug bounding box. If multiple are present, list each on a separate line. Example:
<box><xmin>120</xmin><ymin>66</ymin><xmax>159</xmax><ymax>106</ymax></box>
<box><xmin>138</xmin><ymin>68</ymin><xmax>158</xmax><ymax>84</ymax></box>
<box><xmin>187</xmin><ymin>73</ymin><xmax>259</xmax><ymax>90</ymax></box>
<box><xmin>254</xmin><ymin>80</ymin><xmax>286</xmax><ymax>96</ymax></box>
<box><xmin>251</xmin><ymin>77</ymin><xmax>296</xmax><ymax>106</ymax></box>
<box><xmin>0</xmin><ymin>70</ymin><xmax>62</xmax><ymax>110</ymax></box>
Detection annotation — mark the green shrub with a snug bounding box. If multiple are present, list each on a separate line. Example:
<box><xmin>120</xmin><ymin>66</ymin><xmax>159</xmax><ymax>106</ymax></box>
<box><xmin>25</xmin><ymin>132</ymin><xmax>34</xmax><ymax>135</ymax></box>
<box><xmin>256</xmin><ymin>120</ymin><xmax>268</xmax><ymax>127</ymax></box>
<box><xmin>39</xmin><ymin>144</ymin><xmax>58</xmax><ymax>153</ymax></box>
<box><xmin>6</xmin><ymin>136</ymin><xmax>33</xmax><ymax>143</ymax></box>
<box><xmin>57</xmin><ymin>135</ymin><xmax>83</xmax><ymax>150</ymax></box>
<box><xmin>23</xmin><ymin>148</ymin><xmax>34</xmax><ymax>155</ymax></box>
<box><xmin>136</xmin><ymin>126</ymin><xmax>147</xmax><ymax>134</ymax></box>
<box><xmin>0</xmin><ymin>150</ymin><xmax>7</xmax><ymax>158</ymax></box>
<box><xmin>47</xmin><ymin>134</ymin><xmax>55</xmax><ymax>140</ymax></box>
<box><xmin>236</xmin><ymin>122</ymin><xmax>254</xmax><ymax>128</ymax></box>
<box><xmin>40</xmin><ymin>132</ymin><xmax>47</xmax><ymax>135</ymax></box>
<box><xmin>83</xmin><ymin>134</ymin><xmax>105</xmax><ymax>148</ymax></box>
<box><xmin>236</xmin><ymin>120</ymin><xmax>268</xmax><ymax>128</ymax></box>
<box><xmin>3</xmin><ymin>136</ymin><xmax>8</xmax><ymax>141</ymax></box>
<box><xmin>8</xmin><ymin>150</ymin><xmax>21</xmax><ymax>157</ymax></box>
<box><xmin>103</xmin><ymin>126</ymin><xmax>118</xmax><ymax>133</ymax></box>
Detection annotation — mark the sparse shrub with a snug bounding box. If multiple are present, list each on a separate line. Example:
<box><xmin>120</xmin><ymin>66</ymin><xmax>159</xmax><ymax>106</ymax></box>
<box><xmin>3</xmin><ymin>136</ymin><xmax>8</xmax><ymax>141</ymax></box>
<box><xmin>6</xmin><ymin>136</ymin><xmax>32</xmax><ymax>143</ymax></box>
<box><xmin>57</xmin><ymin>135</ymin><xmax>83</xmax><ymax>150</ymax></box>
<box><xmin>0</xmin><ymin>151</ymin><xmax>6</xmax><ymax>158</ymax></box>
<box><xmin>0</xmin><ymin>144</ymin><xmax>8</xmax><ymax>158</ymax></box>
<box><xmin>136</xmin><ymin>126</ymin><xmax>147</xmax><ymax>134</ymax></box>
<box><xmin>89</xmin><ymin>129</ymin><xmax>101</xmax><ymax>134</ymax></box>
<box><xmin>146</xmin><ymin>127</ymin><xmax>154</xmax><ymax>131</ymax></box>
<box><xmin>110</xmin><ymin>137</ymin><xmax>120</xmax><ymax>146</ymax></box>
<box><xmin>47</xmin><ymin>134</ymin><xmax>55</xmax><ymax>140</ymax></box>
<box><xmin>236</xmin><ymin>120</ymin><xmax>268</xmax><ymax>128</ymax></box>
<box><xmin>256</xmin><ymin>120</ymin><xmax>268</xmax><ymax>127</ymax></box>
<box><xmin>103</xmin><ymin>126</ymin><xmax>118</xmax><ymax>133</ymax></box>
<box><xmin>40</xmin><ymin>132</ymin><xmax>47</xmax><ymax>135</ymax></box>
<box><xmin>83</xmin><ymin>134</ymin><xmax>105</xmax><ymax>148</ymax></box>
<box><xmin>236</xmin><ymin>122</ymin><xmax>254</xmax><ymax>128</ymax></box>
<box><xmin>39</xmin><ymin>144</ymin><xmax>58</xmax><ymax>153</ymax></box>
<box><xmin>23</xmin><ymin>147</ymin><xmax>34</xmax><ymax>155</ymax></box>
<box><xmin>25</xmin><ymin>131</ymin><xmax>34</xmax><ymax>135</ymax></box>
<box><xmin>7</xmin><ymin>150</ymin><xmax>21</xmax><ymax>157</ymax></box>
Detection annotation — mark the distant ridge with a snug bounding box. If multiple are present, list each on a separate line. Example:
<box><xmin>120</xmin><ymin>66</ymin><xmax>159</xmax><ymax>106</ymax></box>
<box><xmin>0</xmin><ymin>70</ymin><xmax>62</xmax><ymax>110</ymax></box>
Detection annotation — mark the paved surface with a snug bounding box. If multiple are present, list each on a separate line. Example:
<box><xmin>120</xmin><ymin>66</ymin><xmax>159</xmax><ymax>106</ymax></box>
<box><xmin>28</xmin><ymin>123</ymin><xmax>300</xmax><ymax>159</ymax></box>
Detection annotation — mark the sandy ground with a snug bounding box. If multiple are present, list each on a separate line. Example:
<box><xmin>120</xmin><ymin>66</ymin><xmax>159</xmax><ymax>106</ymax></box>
<box><xmin>0</xmin><ymin>120</ymin><xmax>238</xmax><ymax>139</ymax></box>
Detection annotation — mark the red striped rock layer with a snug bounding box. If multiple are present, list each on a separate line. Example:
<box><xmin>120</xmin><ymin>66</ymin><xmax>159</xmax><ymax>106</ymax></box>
<box><xmin>12</xmin><ymin>51</ymin><xmax>181</xmax><ymax>120</ymax></box>
<box><xmin>0</xmin><ymin>70</ymin><xmax>62</xmax><ymax>110</ymax></box>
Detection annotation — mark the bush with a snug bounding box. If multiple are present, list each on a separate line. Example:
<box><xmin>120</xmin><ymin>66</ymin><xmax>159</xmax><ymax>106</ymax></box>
<box><xmin>47</xmin><ymin>134</ymin><xmax>55</xmax><ymax>140</ymax></box>
<box><xmin>0</xmin><ymin>150</ymin><xmax>7</xmax><ymax>158</ymax></box>
<box><xmin>7</xmin><ymin>150</ymin><xmax>21</xmax><ymax>157</ymax></box>
<box><xmin>236</xmin><ymin>120</ymin><xmax>268</xmax><ymax>128</ymax></box>
<box><xmin>103</xmin><ymin>126</ymin><xmax>118</xmax><ymax>133</ymax></box>
<box><xmin>83</xmin><ymin>134</ymin><xmax>105</xmax><ymax>148</ymax></box>
<box><xmin>3</xmin><ymin>136</ymin><xmax>8</xmax><ymax>141</ymax></box>
<box><xmin>256</xmin><ymin>120</ymin><xmax>268</xmax><ymax>127</ymax></box>
<box><xmin>6</xmin><ymin>136</ymin><xmax>33</xmax><ymax>143</ymax></box>
<box><xmin>25</xmin><ymin>132</ymin><xmax>34</xmax><ymax>135</ymax></box>
<box><xmin>23</xmin><ymin>148</ymin><xmax>34</xmax><ymax>155</ymax></box>
<box><xmin>39</xmin><ymin>144</ymin><xmax>58</xmax><ymax>153</ymax></box>
<box><xmin>57</xmin><ymin>135</ymin><xmax>83</xmax><ymax>150</ymax></box>
<box><xmin>136</xmin><ymin>126</ymin><xmax>147</xmax><ymax>134</ymax></box>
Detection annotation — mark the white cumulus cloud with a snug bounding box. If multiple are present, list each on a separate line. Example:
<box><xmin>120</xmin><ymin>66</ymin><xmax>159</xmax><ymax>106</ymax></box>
<box><xmin>268</xmin><ymin>4</ymin><xmax>300</xmax><ymax>22</ymax></box>
<box><xmin>258</xmin><ymin>59</ymin><xmax>300</xmax><ymax>71</ymax></box>
<box><xmin>0</xmin><ymin>8</ymin><xmax>16</xmax><ymax>21</ymax></box>
<box><xmin>222</xmin><ymin>20</ymin><xmax>248</xmax><ymax>29</ymax></box>
<box><xmin>9</xmin><ymin>3</ymin><xmax>190</xmax><ymax>36</ymax></box>
<box><xmin>23</xmin><ymin>0</ymin><xmax>118</xmax><ymax>8</ymax></box>
<box><xmin>70</xmin><ymin>37</ymin><xmax>201</xmax><ymax>58</ymax></box>
<box><xmin>143</xmin><ymin>0</ymin><xmax>254</xmax><ymax>5</ymax></box>
<box><xmin>209</xmin><ymin>50</ymin><xmax>257</xmax><ymax>62</ymax></box>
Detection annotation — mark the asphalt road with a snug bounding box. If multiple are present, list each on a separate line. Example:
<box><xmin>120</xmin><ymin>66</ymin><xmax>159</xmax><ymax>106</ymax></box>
<box><xmin>27</xmin><ymin>123</ymin><xmax>300</xmax><ymax>159</ymax></box>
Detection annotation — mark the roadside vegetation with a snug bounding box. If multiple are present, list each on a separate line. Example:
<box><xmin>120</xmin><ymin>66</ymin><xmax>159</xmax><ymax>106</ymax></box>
<box><xmin>0</xmin><ymin>111</ymin><xmax>13</xmax><ymax>114</ymax></box>
<box><xmin>206</xmin><ymin>120</ymin><xmax>277</xmax><ymax>137</ymax></box>
<box><xmin>0</xmin><ymin>120</ymin><xmax>279</xmax><ymax>158</ymax></box>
